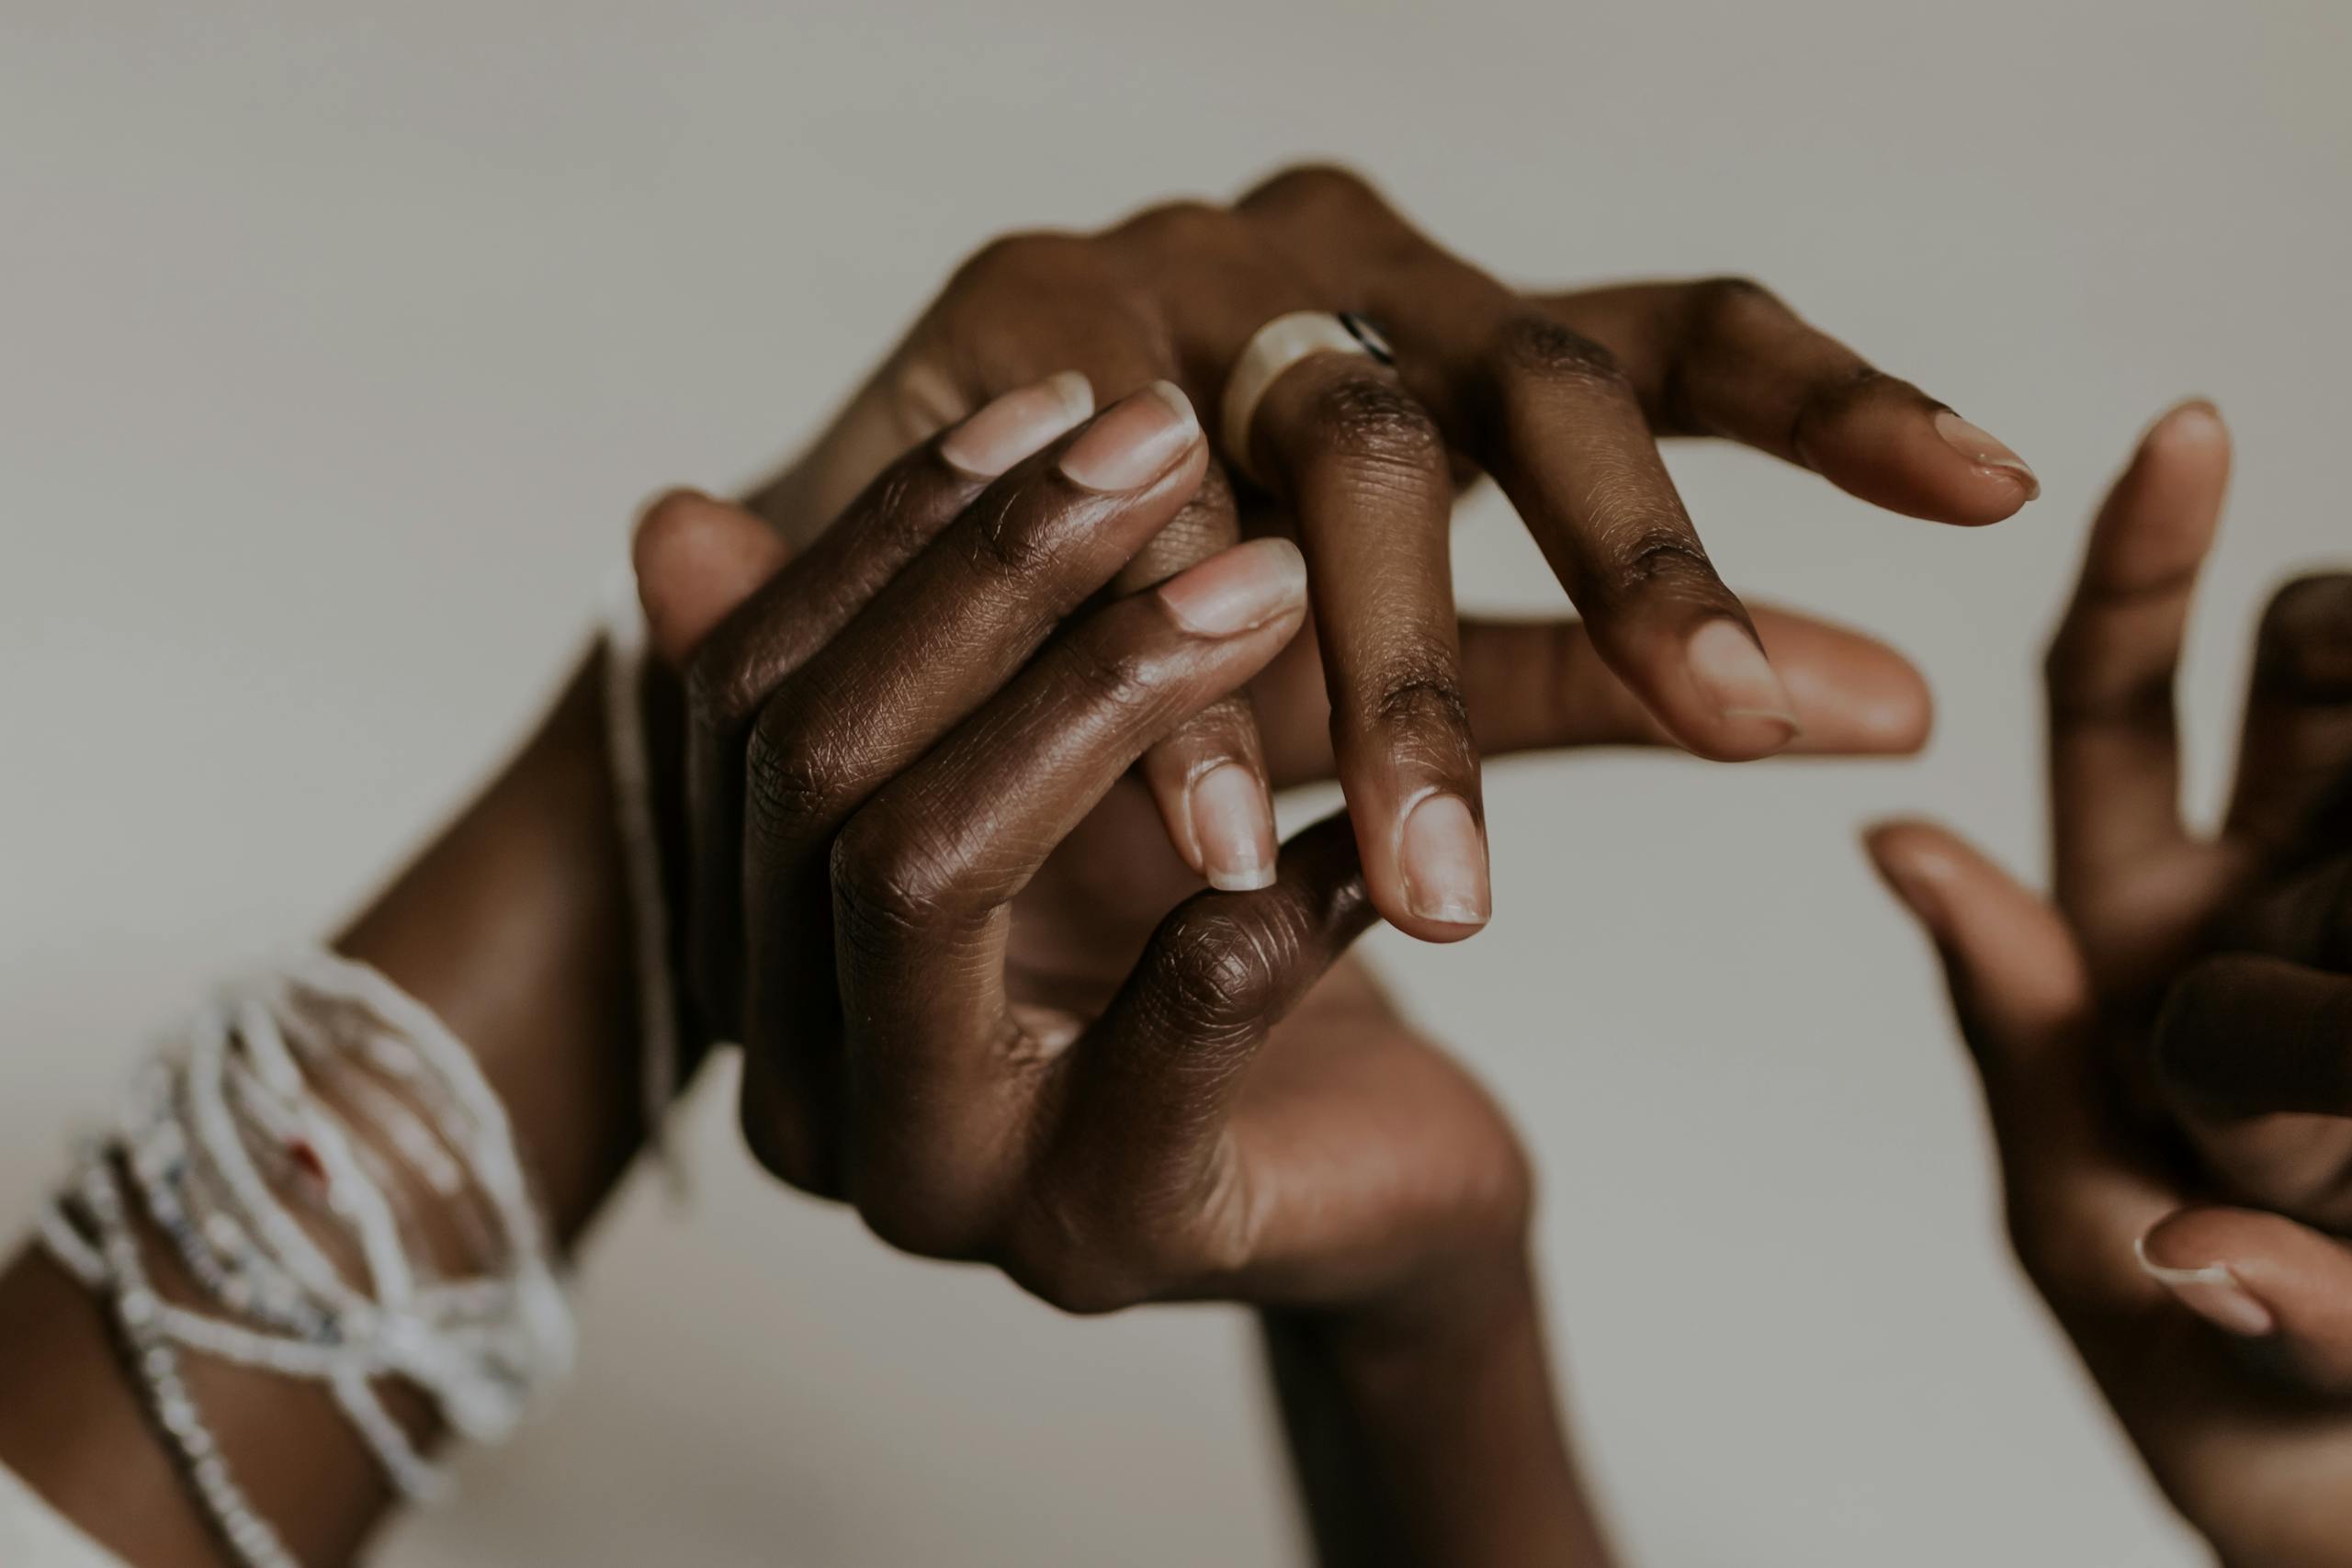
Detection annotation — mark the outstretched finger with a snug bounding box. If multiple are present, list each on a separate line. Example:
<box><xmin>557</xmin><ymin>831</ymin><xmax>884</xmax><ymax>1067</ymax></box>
<box><xmin>2045</xmin><ymin>400</ymin><xmax>2230</xmax><ymax>913</ymax></box>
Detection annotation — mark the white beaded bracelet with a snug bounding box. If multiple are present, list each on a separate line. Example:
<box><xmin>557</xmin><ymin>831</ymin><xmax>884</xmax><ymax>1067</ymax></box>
<box><xmin>41</xmin><ymin>952</ymin><xmax>575</xmax><ymax>1564</ymax></box>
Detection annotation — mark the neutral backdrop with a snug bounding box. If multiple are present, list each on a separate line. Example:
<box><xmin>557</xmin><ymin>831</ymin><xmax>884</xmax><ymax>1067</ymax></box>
<box><xmin>4</xmin><ymin>2</ymin><xmax>2347</xmax><ymax>1563</ymax></box>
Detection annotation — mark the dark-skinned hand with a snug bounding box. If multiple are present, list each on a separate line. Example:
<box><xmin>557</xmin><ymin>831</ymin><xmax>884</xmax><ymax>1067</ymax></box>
<box><xmin>741</xmin><ymin>163</ymin><xmax>2021</xmax><ymax>944</ymax></box>
<box><xmin>1872</xmin><ymin>402</ymin><xmax>2352</xmax><ymax>1568</ymax></box>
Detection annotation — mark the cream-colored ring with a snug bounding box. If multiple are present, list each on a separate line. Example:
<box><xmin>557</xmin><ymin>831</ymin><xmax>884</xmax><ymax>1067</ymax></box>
<box><xmin>1219</xmin><ymin>310</ymin><xmax>1379</xmax><ymax>485</ymax></box>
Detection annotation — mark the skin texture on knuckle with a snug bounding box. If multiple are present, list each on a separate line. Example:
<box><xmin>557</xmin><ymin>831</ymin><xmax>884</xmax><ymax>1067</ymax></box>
<box><xmin>1059</xmin><ymin>619</ymin><xmax>1193</xmax><ymax>727</ymax></box>
<box><xmin>1596</xmin><ymin>526</ymin><xmax>1729</xmax><ymax>613</ymax></box>
<box><xmin>827</xmin><ymin>810</ymin><xmax>965</xmax><ymax>939</ymax></box>
<box><xmin>1494</xmin><ymin>313</ymin><xmax>1630</xmax><ymax>394</ymax></box>
<box><xmin>1347</xmin><ymin>655</ymin><xmax>1476</xmax><ymax>771</ymax></box>
<box><xmin>1139</xmin><ymin>897</ymin><xmax>1309</xmax><ymax>1044</ymax></box>
<box><xmin>741</xmin><ymin>701</ymin><xmax>847</xmax><ymax>844</ymax></box>
<box><xmin>1307</xmin><ymin>373</ymin><xmax>1447</xmax><ymax>479</ymax></box>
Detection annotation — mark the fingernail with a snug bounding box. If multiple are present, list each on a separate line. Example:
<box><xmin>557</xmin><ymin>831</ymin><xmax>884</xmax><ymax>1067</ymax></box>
<box><xmin>1191</xmin><ymin>762</ymin><xmax>1277</xmax><ymax>892</ymax></box>
<box><xmin>1934</xmin><ymin>410</ymin><xmax>2040</xmax><ymax>498</ymax></box>
<box><xmin>1059</xmin><ymin>380</ymin><xmax>1201</xmax><ymax>491</ymax></box>
<box><xmin>1684</xmin><ymin>620</ymin><xmax>1799</xmax><ymax>736</ymax></box>
<box><xmin>2135</xmin><ymin>1234</ymin><xmax>2277</xmax><ymax>1337</ymax></box>
<box><xmin>1157</xmin><ymin>537</ymin><xmax>1306</xmax><ymax>637</ymax></box>
<box><xmin>1399</xmin><ymin>792</ymin><xmax>1489</xmax><ymax>927</ymax></box>
<box><xmin>939</xmin><ymin>371</ymin><xmax>1094</xmax><ymax>477</ymax></box>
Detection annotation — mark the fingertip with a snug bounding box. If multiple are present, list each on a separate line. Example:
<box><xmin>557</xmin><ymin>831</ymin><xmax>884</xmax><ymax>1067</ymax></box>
<box><xmin>1758</xmin><ymin>613</ymin><xmax>1935</xmax><ymax>756</ymax></box>
<box><xmin>1802</xmin><ymin>393</ymin><xmax>2037</xmax><ymax>525</ymax></box>
<box><xmin>1862</xmin><ymin>818</ymin><xmax>1960</xmax><ymax>931</ymax></box>
<box><xmin>2145</xmin><ymin>396</ymin><xmax>2229</xmax><ymax>457</ymax></box>
<box><xmin>631</xmin><ymin>489</ymin><xmax>793</xmax><ymax>668</ymax></box>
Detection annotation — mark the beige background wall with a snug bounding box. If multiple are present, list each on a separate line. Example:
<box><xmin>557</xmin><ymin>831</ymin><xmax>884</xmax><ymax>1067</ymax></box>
<box><xmin>5</xmin><ymin>1</ymin><xmax>2348</xmax><ymax>1562</ymax></box>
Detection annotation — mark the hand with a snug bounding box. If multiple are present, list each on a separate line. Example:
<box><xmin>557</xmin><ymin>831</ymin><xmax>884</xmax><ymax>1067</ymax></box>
<box><xmin>1869</xmin><ymin>402</ymin><xmax>2352</xmax><ymax>1567</ymax></box>
<box><xmin>640</xmin><ymin>366</ymin><xmax>1943</xmax><ymax>1568</ymax></box>
<box><xmin>747</xmin><ymin>163</ymin><xmax>2018</xmax><ymax>941</ymax></box>
<box><xmin>643</xmin><ymin>377</ymin><xmax>1934</xmax><ymax>1216</ymax></box>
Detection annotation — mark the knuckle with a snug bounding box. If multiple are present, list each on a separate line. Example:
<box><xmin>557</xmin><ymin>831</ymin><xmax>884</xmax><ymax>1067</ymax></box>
<box><xmin>1371</xmin><ymin>660</ymin><xmax>1475</xmax><ymax>743</ymax></box>
<box><xmin>1308</xmin><ymin>374</ymin><xmax>1446</xmax><ymax>476</ymax></box>
<box><xmin>1106</xmin><ymin>197</ymin><xmax>1234</xmax><ymax>253</ymax></box>
<box><xmin>1246</xmin><ymin>162</ymin><xmax>1385</xmax><ymax>220</ymax></box>
<box><xmin>828</xmin><ymin>811</ymin><xmax>958</xmax><ymax>934</ymax></box>
<box><xmin>1495</xmin><ymin>312</ymin><xmax>1628</xmax><ymax>394</ymax></box>
<box><xmin>1682</xmin><ymin>274</ymin><xmax>1784</xmax><ymax>332</ymax></box>
<box><xmin>1611</xmin><ymin>527</ymin><xmax>1721</xmax><ymax>598</ymax></box>
<box><xmin>1000</xmin><ymin>1197</ymin><xmax>1169</xmax><ymax>1315</ymax></box>
<box><xmin>683</xmin><ymin>639</ymin><xmax>763</xmax><ymax>738</ymax></box>
<box><xmin>1065</xmin><ymin>625</ymin><xmax>1176</xmax><ymax>717</ymax></box>
<box><xmin>1142</xmin><ymin>899</ymin><xmax>1297</xmax><ymax>1039</ymax></box>
<box><xmin>960</xmin><ymin>478</ymin><xmax>1068</xmax><ymax>577</ymax></box>
<box><xmin>741</xmin><ymin>698</ymin><xmax>841</xmax><ymax>836</ymax></box>
<box><xmin>946</xmin><ymin>229</ymin><xmax>1096</xmax><ymax>300</ymax></box>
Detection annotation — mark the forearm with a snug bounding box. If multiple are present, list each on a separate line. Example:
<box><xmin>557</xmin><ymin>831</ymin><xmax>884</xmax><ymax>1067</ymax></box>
<box><xmin>0</xmin><ymin>647</ymin><xmax>655</xmax><ymax>1566</ymax></box>
<box><xmin>1261</xmin><ymin>1246</ymin><xmax>1613</xmax><ymax>1568</ymax></box>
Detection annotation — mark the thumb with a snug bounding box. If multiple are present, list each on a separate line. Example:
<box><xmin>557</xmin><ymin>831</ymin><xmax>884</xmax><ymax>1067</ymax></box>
<box><xmin>631</xmin><ymin>490</ymin><xmax>794</xmax><ymax>669</ymax></box>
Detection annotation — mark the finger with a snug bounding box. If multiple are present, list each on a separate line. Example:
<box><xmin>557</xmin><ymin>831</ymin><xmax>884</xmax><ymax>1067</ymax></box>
<box><xmin>2138</xmin><ymin>1205</ymin><xmax>2352</xmax><ymax>1388</ymax></box>
<box><xmin>1242</xmin><ymin>601</ymin><xmax>1933</xmax><ymax>785</ymax></box>
<box><xmin>2224</xmin><ymin>572</ymin><xmax>2352</xmax><ymax>860</ymax></box>
<box><xmin>2046</xmin><ymin>400</ymin><xmax>2231</xmax><ymax>911</ymax></box>
<box><xmin>1246</xmin><ymin>355</ymin><xmax>1495</xmax><ymax>939</ymax></box>
<box><xmin>2153</xmin><ymin>953</ymin><xmax>2352</xmax><ymax>1227</ymax></box>
<box><xmin>1453</xmin><ymin>604</ymin><xmax>1933</xmax><ymax>760</ymax></box>
<box><xmin>821</xmin><ymin>539</ymin><xmax>1308</xmax><ymax>1252</ymax></box>
<box><xmin>1237</xmin><ymin>169</ymin><xmax>1805</xmax><ymax>769</ymax></box>
<box><xmin>1539</xmin><ymin>278</ymin><xmax>2036</xmax><ymax>525</ymax></box>
<box><xmin>1119</xmin><ymin>460</ymin><xmax>1282</xmax><ymax>892</ymax></box>
<box><xmin>1863</xmin><ymin>819</ymin><xmax>2169</xmax><ymax>1300</ymax></box>
<box><xmin>739</xmin><ymin>385</ymin><xmax>1211</xmax><ymax>1186</ymax></box>
<box><xmin>630</xmin><ymin>491</ymin><xmax>793</xmax><ymax>669</ymax></box>
<box><xmin>676</xmin><ymin>373</ymin><xmax>1096</xmax><ymax>1035</ymax></box>
<box><xmin>1025</xmin><ymin>812</ymin><xmax>1375</xmax><ymax>1304</ymax></box>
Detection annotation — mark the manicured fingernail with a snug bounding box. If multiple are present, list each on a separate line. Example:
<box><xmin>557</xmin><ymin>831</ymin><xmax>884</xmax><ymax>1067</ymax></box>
<box><xmin>1684</xmin><ymin>620</ymin><xmax>1799</xmax><ymax>736</ymax></box>
<box><xmin>1157</xmin><ymin>537</ymin><xmax>1306</xmax><ymax>637</ymax></box>
<box><xmin>2135</xmin><ymin>1234</ymin><xmax>2276</xmax><ymax>1337</ymax></box>
<box><xmin>1399</xmin><ymin>792</ymin><xmax>1489</xmax><ymax>927</ymax></box>
<box><xmin>1191</xmin><ymin>762</ymin><xmax>1278</xmax><ymax>892</ymax></box>
<box><xmin>1934</xmin><ymin>410</ymin><xmax>2040</xmax><ymax>498</ymax></box>
<box><xmin>1059</xmin><ymin>380</ymin><xmax>1200</xmax><ymax>491</ymax></box>
<box><xmin>939</xmin><ymin>372</ymin><xmax>1094</xmax><ymax>476</ymax></box>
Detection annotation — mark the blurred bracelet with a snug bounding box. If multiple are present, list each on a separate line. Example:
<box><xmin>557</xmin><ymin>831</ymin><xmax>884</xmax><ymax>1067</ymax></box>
<box><xmin>40</xmin><ymin>951</ymin><xmax>572</xmax><ymax>1568</ymax></box>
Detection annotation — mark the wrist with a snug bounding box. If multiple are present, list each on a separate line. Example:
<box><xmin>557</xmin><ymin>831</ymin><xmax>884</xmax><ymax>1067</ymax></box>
<box><xmin>1261</xmin><ymin>1239</ymin><xmax>1612</xmax><ymax>1568</ymax></box>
